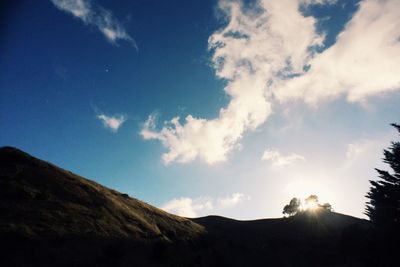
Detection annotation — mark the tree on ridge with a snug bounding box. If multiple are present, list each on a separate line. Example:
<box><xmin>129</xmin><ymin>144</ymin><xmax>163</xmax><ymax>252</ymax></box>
<box><xmin>283</xmin><ymin>197</ymin><xmax>301</xmax><ymax>217</ymax></box>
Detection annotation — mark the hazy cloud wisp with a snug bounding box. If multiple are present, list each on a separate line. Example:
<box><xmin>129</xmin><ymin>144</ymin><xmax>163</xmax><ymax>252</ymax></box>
<box><xmin>161</xmin><ymin>193</ymin><xmax>246</xmax><ymax>217</ymax></box>
<box><xmin>262</xmin><ymin>149</ymin><xmax>306</xmax><ymax>167</ymax></box>
<box><xmin>97</xmin><ymin>113</ymin><xmax>126</xmax><ymax>132</ymax></box>
<box><xmin>50</xmin><ymin>0</ymin><xmax>136</xmax><ymax>47</ymax></box>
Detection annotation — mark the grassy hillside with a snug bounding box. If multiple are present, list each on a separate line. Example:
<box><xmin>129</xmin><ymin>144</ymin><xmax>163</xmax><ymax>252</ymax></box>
<box><xmin>0</xmin><ymin>147</ymin><xmax>205</xmax><ymax>266</ymax></box>
<box><xmin>0</xmin><ymin>146</ymin><xmax>204</xmax><ymax>241</ymax></box>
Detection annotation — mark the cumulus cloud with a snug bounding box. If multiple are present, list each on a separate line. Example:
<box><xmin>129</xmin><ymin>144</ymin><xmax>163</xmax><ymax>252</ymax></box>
<box><xmin>142</xmin><ymin>0</ymin><xmax>323</xmax><ymax>164</ymax></box>
<box><xmin>142</xmin><ymin>0</ymin><xmax>400</xmax><ymax>165</ymax></box>
<box><xmin>161</xmin><ymin>193</ymin><xmax>247</xmax><ymax>217</ymax></box>
<box><xmin>275</xmin><ymin>0</ymin><xmax>400</xmax><ymax>103</ymax></box>
<box><xmin>97</xmin><ymin>113</ymin><xmax>126</xmax><ymax>132</ymax></box>
<box><xmin>261</xmin><ymin>149</ymin><xmax>306</xmax><ymax>167</ymax></box>
<box><xmin>50</xmin><ymin>0</ymin><xmax>136</xmax><ymax>47</ymax></box>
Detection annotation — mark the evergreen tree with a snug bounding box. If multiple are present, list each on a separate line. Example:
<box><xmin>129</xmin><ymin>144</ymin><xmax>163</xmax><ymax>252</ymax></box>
<box><xmin>365</xmin><ymin>123</ymin><xmax>400</xmax><ymax>228</ymax></box>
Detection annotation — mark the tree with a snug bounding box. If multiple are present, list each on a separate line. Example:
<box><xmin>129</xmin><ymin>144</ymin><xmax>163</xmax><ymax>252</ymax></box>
<box><xmin>365</xmin><ymin>123</ymin><xmax>400</xmax><ymax>228</ymax></box>
<box><xmin>283</xmin><ymin>197</ymin><xmax>301</xmax><ymax>217</ymax></box>
<box><xmin>320</xmin><ymin>203</ymin><xmax>333</xmax><ymax>211</ymax></box>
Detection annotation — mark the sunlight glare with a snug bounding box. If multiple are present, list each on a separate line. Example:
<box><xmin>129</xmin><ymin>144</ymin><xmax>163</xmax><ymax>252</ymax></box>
<box><xmin>303</xmin><ymin>200</ymin><xmax>318</xmax><ymax>211</ymax></box>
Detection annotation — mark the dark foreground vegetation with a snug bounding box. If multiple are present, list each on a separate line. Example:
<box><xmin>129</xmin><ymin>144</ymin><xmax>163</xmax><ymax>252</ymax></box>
<box><xmin>0</xmin><ymin>143</ymin><xmax>398</xmax><ymax>266</ymax></box>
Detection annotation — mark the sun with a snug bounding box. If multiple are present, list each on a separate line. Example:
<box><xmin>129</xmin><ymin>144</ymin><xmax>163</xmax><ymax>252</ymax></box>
<box><xmin>303</xmin><ymin>200</ymin><xmax>319</xmax><ymax>211</ymax></box>
<box><xmin>302</xmin><ymin>195</ymin><xmax>320</xmax><ymax>212</ymax></box>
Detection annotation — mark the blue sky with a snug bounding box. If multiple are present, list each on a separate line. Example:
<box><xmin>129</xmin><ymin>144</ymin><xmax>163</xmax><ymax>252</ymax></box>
<box><xmin>1</xmin><ymin>0</ymin><xmax>399</xmax><ymax>219</ymax></box>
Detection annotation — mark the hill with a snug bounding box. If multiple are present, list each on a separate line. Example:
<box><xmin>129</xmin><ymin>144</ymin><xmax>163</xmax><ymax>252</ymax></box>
<box><xmin>193</xmin><ymin>213</ymin><xmax>371</xmax><ymax>266</ymax></box>
<box><xmin>0</xmin><ymin>147</ymin><xmax>205</xmax><ymax>266</ymax></box>
<box><xmin>0</xmin><ymin>146</ymin><xmax>204</xmax><ymax>240</ymax></box>
<box><xmin>0</xmin><ymin>147</ymin><xmax>374</xmax><ymax>266</ymax></box>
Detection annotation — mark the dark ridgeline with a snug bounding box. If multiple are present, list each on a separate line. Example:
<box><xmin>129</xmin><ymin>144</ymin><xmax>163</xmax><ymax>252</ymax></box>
<box><xmin>0</xmin><ymin>146</ymin><xmax>378</xmax><ymax>266</ymax></box>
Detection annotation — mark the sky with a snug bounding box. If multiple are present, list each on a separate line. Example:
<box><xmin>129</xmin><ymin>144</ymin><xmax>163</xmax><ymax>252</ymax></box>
<box><xmin>1</xmin><ymin>0</ymin><xmax>400</xmax><ymax>220</ymax></box>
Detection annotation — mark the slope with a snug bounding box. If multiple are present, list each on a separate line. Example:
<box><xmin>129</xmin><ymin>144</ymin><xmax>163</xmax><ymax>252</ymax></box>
<box><xmin>192</xmin><ymin>212</ymin><xmax>372</xmax><ymax>266</ymax></box>
<box><xmin>0</xmin><ymin>146</ymin><xmax>205</xmax><ymax>266</ymax></box>
<box><xmin>0</xmin><ymin>146</ymin><xmax>204</xmax><ymax>241</ymax></box>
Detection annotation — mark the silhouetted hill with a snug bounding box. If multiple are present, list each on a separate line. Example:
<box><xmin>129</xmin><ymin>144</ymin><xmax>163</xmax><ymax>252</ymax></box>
<box><xmin>0</xmin><ymin>147</ymin><xmax>205</xmax><ymax>266</ymax></box>
<box><xmin>195</xmin><ymin>211</ymin><xmax>369</xmax><ymax>241</ymax></box>
<box><xmin>0</xmin><ymin>146</ymin><xmax>204</xmax><ymax>240</ymax></box>
<box><xmin>0</xmin><ymin>147</ymin><xmax>375</xmax><ymax>266</ymax></box>
<box><xmin>193</xmin><ymin>213</ymin><xmax>372</xmax><ymax>266</ymax></box>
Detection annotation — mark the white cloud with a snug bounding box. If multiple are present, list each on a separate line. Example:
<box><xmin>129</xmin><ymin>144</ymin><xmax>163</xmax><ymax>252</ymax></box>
<box><xmin>142</xmin><ymin>0</ymin><xmax>324</xmax><ymax>165</ymax></box>
<box><xmin>160</xmin><ymin>193</ymin><xmax>247</xmax><ymax>217</ymax></box>
<box><xmin>275</xmin><ymin>0</ymin><xmax>400</xmax><ymax>103</ymax></box>
<box><xmin>140</xmin><ymin>113</ymin><xmax>161</xmax><ymax>140</ymax></box>
<box><xmin>261</xmin><ymin>149</ymin><xmax>306</xmax><ymax>167</ymax></box>
<box><xmin>300</xmin><ymin>0</ymin><xmax>337</xmax><ymax>5</ymax></box>
<box><xmin>51</xmin><ymin>0</ymin><xmax>90</xmax><ymax>18</ymax></box>
<box><xmin>50</xmin><ymin>0</ymin><xmax>136</xmax><ymax>47</ymax></box>
<box><xmin>217</xmin><ymin>193</ymin><xmax>246</xmax><ymax>209</ymax></box>
<box><xmin>97</xmin><ymin>113</ymin><xmax>126</xmax><ymax>132</ymax></box>
<box><xmin>142</xmin><ymin>0</ymin><xmax>400</xmax><ymax>165</ymax></box>
<box><xmin>160</xmin><ymin>197</ymin><xmax>212</xmax><ymax>218</ymax></box>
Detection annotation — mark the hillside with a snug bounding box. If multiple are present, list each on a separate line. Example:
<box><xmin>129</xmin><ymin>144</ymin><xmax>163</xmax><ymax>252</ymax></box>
<box><xmin>193</xmin><ymin>213</ymin><xmax>371</xmax><ymax>266</ymax></box>
<box><xmin>0</xmin><ymin>147</ymin><xmax>205</xmax><ymax>266</ymax></box>
<box><xmin>0</xmin><ymin>146</ymin><xmax>204</xmax><ymax>240</ymax></box>
<box><xmin>0</xmin><ymin>147</ymin><xmax>374</xmax><ymax>266</ymax></box>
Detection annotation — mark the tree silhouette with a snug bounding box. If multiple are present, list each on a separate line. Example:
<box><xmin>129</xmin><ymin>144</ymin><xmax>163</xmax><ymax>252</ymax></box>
<box><xmin>283</xmin><ymin>197</ymin><xmax>301</xmax><ymax>217</ymax></box>
<box><xmin>283</xmin><ymin>195</ymin><xmax>333</xmax><ymax>216</ymax></box>
<box><xmin>365</xmin><ymin>123</ymin><xmax>400</xmax><ymax>228</ymax></box>
<box><xmin>365</xmin><ymin>123</ymin><xmax>400</xmax><ymax>266</ymax></box>
<box><xmin>320</xmin><ymin>203</ymin><xmax>333</xmax><ymax>211</ymax></box>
